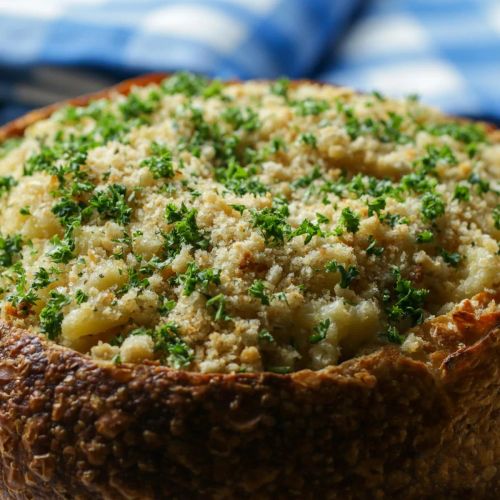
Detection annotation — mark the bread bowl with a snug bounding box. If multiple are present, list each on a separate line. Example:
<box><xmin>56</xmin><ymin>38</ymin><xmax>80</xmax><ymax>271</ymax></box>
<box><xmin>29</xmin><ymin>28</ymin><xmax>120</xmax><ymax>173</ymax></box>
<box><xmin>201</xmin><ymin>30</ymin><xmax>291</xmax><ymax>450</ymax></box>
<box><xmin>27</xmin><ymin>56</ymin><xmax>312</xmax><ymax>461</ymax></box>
<box><xmin>0</xmin><ymin>73</ymin><xmax>498</xmax><ymax>498</ymax></box>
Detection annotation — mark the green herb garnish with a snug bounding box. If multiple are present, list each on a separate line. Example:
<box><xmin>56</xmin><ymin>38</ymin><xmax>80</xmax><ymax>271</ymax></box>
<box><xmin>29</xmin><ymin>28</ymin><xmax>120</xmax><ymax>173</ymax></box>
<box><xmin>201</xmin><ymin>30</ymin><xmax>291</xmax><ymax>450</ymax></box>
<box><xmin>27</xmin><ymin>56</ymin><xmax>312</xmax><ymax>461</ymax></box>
<box><xmin>0</xmin><ymin>234</ymin><xmax>22</xmax><ymax>267</ymax></box>
<box><xmin>206</xmin><ymin>293</ymin><xmax>230</xmax><ymax>321</ymax></box>
<box><xmin>39</xmin><ymin>291</ymin><xmax>70</xmax><ymax>340</ymax></box>
<box><xmin>293</xmin><ymin>98</ymin><xmax>329</xmax><ymax>116</ymax></box>
<box><xmin>416</xmin><ymin>230</ymin><xmax>434</xmax><ymax>243</ymax></box>
<box><xmin>248</xmin><ymin>279</ymin><xmax>270</xmax><ymax>305</ymax></box>
<box><xmin>0</xmin><ymin>176</ymin><xmax>17</xmax><ymax>198</ymax></box>
<box><xmin>384</xmin><ymin>268</ymin><xmax>429</xmax><ymax>325</ymax></box>
<box><xmin>493</xmin><ymin>205</ymin><xmax>500</xmax><ymax>230</ymax></box>
<box><xmin>270</xmin><ymin>78</ymin><xmax>290</xmax><ymax>98</ymax></box>
<box><xmin>258</xmin><ymin>329</ymin><xmax>275</xmax><ymax>343</ymax></box>
<box><xmin>290</xmin><ymin>219</ymin><xmax>324</xmax><ymax>244</ymax></box>
<box><xmin>453</xmin><ymin>184</ymin><xmax>470</xmax><ymax>202</ymax></box>
<box><xmin>309</xmin><ymin>318</ymin><xmax>331</xmax><ymax>344</ymax></box>
<box><xmin>90</xmin><ymin>184</ymin><xmax>132</xmax><ymax>225</ymax></box>
<box><xmin>421</xmin><ymin>192</ymin><xmax>445</xmax><ymax>221</ymax></box>
<box><xmin>380</xmin><ymin>325</ymin><xmax>404</xmax><ymax>344</ymax></box>
<box><xmin>440</xmin><ymin>249</ymin><xmax>462</xmax><ymax>267</ymax></box>
<box><xmin>75</xmin><ymin>289</ymin><xmax>89</xmax><ymax>304</ymax></box>
<box><xmin>153</xmin><ymin>322</ymin><xmax>193</xmax><ymax>368</ymax></box>
<box><xmin>176</xmin><ymin>262</ymin><xmax>221</xmax><ymax>296</ymax></box>
<box><xmin>141</xmin><ymin>142</ymin><xmax>174</xmax><ymax>179</ymax></box>
<box><xmin>164</xmin><ymin>203</ymin><xmax>209</xmax><ymax>258</ymax></box>
<box><xmin>325</xmin><ymin>261</ymin><xmax>359</xmax><ymax>288</ymax></box>
<box><xmin>251</xmin><ymin>203</ymin><xmax>291</xmax><ymax>245</ymax></box>
<box><xmin>339</xmin><ymin>207</ymin><xmax>360</xmax><ymax>233</ymax></box>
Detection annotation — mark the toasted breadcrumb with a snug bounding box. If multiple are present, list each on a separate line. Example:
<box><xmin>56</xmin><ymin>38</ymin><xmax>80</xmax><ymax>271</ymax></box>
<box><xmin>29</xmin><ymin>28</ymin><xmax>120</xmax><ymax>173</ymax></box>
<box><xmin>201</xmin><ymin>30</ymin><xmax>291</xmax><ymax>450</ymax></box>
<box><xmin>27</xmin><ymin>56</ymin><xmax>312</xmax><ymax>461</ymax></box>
<box><xmin>0</xmin><ymin>73</ymin><xmax>498</xmax><ymax>372</ymax></box>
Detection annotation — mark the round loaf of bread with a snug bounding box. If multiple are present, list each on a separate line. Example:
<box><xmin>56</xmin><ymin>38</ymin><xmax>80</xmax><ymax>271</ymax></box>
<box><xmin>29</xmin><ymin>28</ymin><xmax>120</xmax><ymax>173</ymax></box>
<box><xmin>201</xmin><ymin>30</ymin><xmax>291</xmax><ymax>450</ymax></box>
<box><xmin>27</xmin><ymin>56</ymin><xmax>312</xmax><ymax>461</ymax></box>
<box><xmin>0</xmin><ymin>74</ymin><xmax>498</xmax><ymax>498</ymax></box>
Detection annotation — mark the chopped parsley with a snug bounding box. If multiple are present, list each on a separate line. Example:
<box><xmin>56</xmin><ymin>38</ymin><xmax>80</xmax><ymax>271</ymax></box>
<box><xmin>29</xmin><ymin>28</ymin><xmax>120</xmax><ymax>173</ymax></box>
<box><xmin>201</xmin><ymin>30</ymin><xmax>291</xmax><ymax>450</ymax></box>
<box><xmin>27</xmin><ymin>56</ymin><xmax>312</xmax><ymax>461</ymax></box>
<box><xmin>141</xmin><ymin>142</ymin><xmax>174</xmax><ymax>179</ymax></box>
<box><xmin>401</xmin><ymin>172</ymin><xmax>437</xmax><ymax>194</ymax></box>
<box><xmin>22</xmin><ymin>135</ymin><xmax>91</xmax><ymax>188</ymax></box>
<box><xmin>216</xmin><ymin>159</ymin><xmax>268</xmax><ymax>196</ymax></box>
<box><xmin>414</xmin><ymin>144</ymin><xmax>457</xmax><ymax>173</ymax></box>
<box><xmin>316</xmin><ymin>213</ymin><xmax>329</xmax><ymax>224</ymax></box>
<box><xmin>176</xmin><ymin>263</ymin><xmax>221</xmax><ymax>296</ymax></box>
<box><xmin>339</xmin><ymin>207</ymin><xmax>360</xmax><ymax>234</ymax></box>
<box><xmin>52</xmin><ymin>196</ymin><xmax>91</xmax><ymax>229</ymax></box>
<box><xmin>379</xmin><ymin>212</ymin><xmax>409</xmax><ymax>228</ymax></box>
<box><xmin>85</xmin><ymin>106</ymin><xmax>130</xmax><ymax>144</ymax></box>
<box><xmin>48</xmin><ymin>235</ymin><xmax>75</xmax><ymax>264</ymax></box>
<box><xmin>453</xmin><ymin>184</ymin><xmax>470</xmax><ymax>202</ymax></box>
<box><xmin>251</xmin><ymin>203</ymin><xmax>291</xmax><ymax>245</ymax></box>
<box><xmin>374</xmin><ymin>112</ymin><xmax>409</xmax><ymax>144</ymax></box>
<box><xmin>206</xmin><ymin>293</ymin><xmax>230</xmax><ymax>321</ymax></box>
<box><xmin>111</xmin><ymin>327</ymin><xmax>152</xmax><ymax>347</ymax></box>
<box><xmin>384</xmin><ymin>268</ymin><xmax>429</xmax><ymax>326</ymax></box>
<box><xmin>0</xmin><ymin>175</ymin><xmax>16</xmax><ymax>198</ymax></box>
<box><xmin>367</xmin><ymin>196</ymin><xmax>386</xmax><ymax>217</ymax></box>
<box><xmin>164</xmin><ymin>203</ymin><xmax>209</xmax><ymax>258</ymax></box>
<box><xmin>39</xmin><ymin>291</ymin><xmax>70</xmax><ymax>340</ymax></box>
<box><xmin>292</xmin><ymin>165</ymin><xmax>322</xmax><ymax>189</ymax></box>
<box><xmin>258</xmin><ymin>329</ymin><xmax>275</xmax><ymax>343</ymax></box>
<box><xmin>416</xmin><ymin>230</ymin><xmax>434</xmax><ymax>243</ymax></box>
<box><xmin>112</xmin><ymin>354</ymin><xmax>122</xmax><ymax>365</ymax></box>
<box><xmin>90</xmin><ymin>184</ymin><xmax>132</xmax><ymax>225</ymax></box>
<box><xmin>75</xmin><ymin>289</ymin><xmax>89</xmax><ymax>304</ymax></box>
<box><xmin>230</xmin><ymin>204</ymin><xmax>246</xmax><ymax>214</ymax></box>
<box><xmin>293</xmin><ymin>98</ymin><xmax>329</xmax><ymax>116</ymax></box>
<box><xmin>0</xmin><ymin>234</ymin><xmax>22</xmax><ymax>268</ymax></box>
<box><xmin>338</xmin><ymin>104</ymin><xmax>409</xmax><ymax>143</ymax></box>
<box><xmin>117</xmin><ymin>267</ymin><xmax>151</xmax><ymax>296</ymax></box>
<box><xmin>6</xmin><ymin>263</ymin><xmax>38</xmax><ymax>312</ymax></box>
<box><xmin>366</xmin><ymin>236</ymin><xmax>384</xmax><ymax>256</ymax></box>
<box><xmin>270</xmin><ymin>78</ymin><xmax>290</xmax><ymax>98</ymax></box>
<box><xmin>309</xmin><ymin>318</ymin><xmax>331</xmax><ymax>344</ymax></box>
<box><xmin>153</xmin><ymin>322</ymin><xmax>193</xmax><ymax>368</ymax></box>
<box><xmin>158</xmin><ymin>298</ymin><xmax>176</xmax><ymax>316</ymax></box>
<box><xmin>380</xmin><ymin>325</ymin><xmax>404</xmax><ymax>345</ymax></box>
<box><xmin>371</xmin><ymin>90</ymin><xmax>386</xmax><ymax>101</ymax></box>
<box><xmin>440</xmin><ymin>249</ymin><xmax>462</xmax><ymax>267</ymax></box>
<box><xmin>325</xmin><ymin>261</ymin><xmax>359</xmax><ymax>288</ymax></box>
<box><xmin>300</xmin><ymin>133</ymin><xmax>317</xmax><ymax>148</ymax></box>
<box><xmin>162</xmin><ymin>72</ymin><xmax>216</xmax><ymax>97</ymax></box>
<box><xmin>32</xmin><ymin>267</ymin><xmax>54</xmax><ymax>290</ymax></box>
<box><xmin>494</xmin><ymin>205</ymin><xmax>500</xmax><ymax>230</ymax></box>
<box><xmin>290</xmin><ymin>219</ymin><xmax>324</xmax><ymax>244</ymax></box>
<box><xmin>248</xmin><ymin>279</ymin><xmax>270</xmax><ymax>305</ymax></box>
<box><xmin>119</xmin><ymin>90</ymin><xmax>160</xmax><ymax>122</ymax></box>
<box><xmin>425</xmin><ymin>122</ymin><xmax>486</xmax><ymax>149</ymax></box>
<box><xmin>222</xmin><ymin>106</ymin><xmax>260</xmax><ymax>132</ymax></box>
<box><xmin>421</xmin><ymin>192</ymin><xmax>445</xmax><ymax>221</ymax></box>
<box><xmin>23</xmin><ymin>145</ymin><xmax>60</xmax><ymax>177</ymax></box>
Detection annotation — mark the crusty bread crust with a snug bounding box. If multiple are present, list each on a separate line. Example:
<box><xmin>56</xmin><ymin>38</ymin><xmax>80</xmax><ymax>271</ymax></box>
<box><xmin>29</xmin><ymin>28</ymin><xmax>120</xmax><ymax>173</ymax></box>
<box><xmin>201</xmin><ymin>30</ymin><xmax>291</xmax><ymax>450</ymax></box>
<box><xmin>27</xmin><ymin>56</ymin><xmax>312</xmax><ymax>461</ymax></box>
<box><xmin>0</xmin><ymin>75</ymin><xmax>498</xmax><ymax>499</ymax></box>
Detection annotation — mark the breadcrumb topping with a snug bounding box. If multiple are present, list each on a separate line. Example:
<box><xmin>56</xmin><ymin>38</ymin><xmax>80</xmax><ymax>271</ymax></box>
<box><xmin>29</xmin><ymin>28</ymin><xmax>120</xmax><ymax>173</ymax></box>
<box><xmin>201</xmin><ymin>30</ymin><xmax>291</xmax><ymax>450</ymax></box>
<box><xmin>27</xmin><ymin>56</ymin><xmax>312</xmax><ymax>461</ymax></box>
<box><xmin>0</xmin><ymin>73</ymin><xmax>498</xmax><ymax>373</ymax></box>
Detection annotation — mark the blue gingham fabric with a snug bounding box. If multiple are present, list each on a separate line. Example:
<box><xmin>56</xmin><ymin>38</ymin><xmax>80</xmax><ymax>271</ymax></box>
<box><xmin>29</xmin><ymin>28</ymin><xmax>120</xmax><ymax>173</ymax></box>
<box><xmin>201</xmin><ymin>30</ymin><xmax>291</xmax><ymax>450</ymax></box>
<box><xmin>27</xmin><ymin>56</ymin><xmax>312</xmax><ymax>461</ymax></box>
<box><xmin>0</xmin><ymin>0</ymin><xmax>499</xmax><ymax>125</ymax></box>
<box><xmin>320</xmin><ymin>0</ymin><xmax>500</xmax><ymax>123</ymax></box>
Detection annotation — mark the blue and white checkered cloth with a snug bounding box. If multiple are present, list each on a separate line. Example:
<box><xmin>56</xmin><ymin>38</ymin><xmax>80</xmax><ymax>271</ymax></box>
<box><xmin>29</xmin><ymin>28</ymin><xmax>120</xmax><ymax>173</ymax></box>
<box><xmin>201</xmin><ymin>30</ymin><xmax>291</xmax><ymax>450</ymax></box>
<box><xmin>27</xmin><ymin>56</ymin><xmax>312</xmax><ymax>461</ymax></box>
<box><xmin>0</xmin><ymin>0</ymin><xmax>499</xmax><ymax>125</ymax></box>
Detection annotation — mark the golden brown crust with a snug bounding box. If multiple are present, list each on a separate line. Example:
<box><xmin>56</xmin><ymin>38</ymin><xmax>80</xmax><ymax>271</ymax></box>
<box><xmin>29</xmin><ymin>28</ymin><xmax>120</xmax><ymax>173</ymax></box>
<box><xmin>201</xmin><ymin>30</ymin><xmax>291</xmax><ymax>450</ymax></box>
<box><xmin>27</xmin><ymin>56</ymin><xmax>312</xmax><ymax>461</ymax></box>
<box><xmin>0</xmin><ymin>75</ymin><xmax>498</xmax><ymax>498</ymax></box>
<box><xmin>0</xmin><ymin>298</ymin><xmax>497</xmax><ymax>499</ymax></box>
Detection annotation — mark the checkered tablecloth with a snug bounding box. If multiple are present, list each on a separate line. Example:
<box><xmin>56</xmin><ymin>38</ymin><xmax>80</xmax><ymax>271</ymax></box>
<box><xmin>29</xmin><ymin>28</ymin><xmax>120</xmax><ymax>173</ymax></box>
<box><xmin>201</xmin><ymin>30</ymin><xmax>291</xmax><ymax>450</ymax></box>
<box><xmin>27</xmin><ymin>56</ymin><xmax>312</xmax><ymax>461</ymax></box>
<box><xmin>1</xmin><ymin>0</ymin><xmax>499</xmax><ymax>124</ymax></box>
